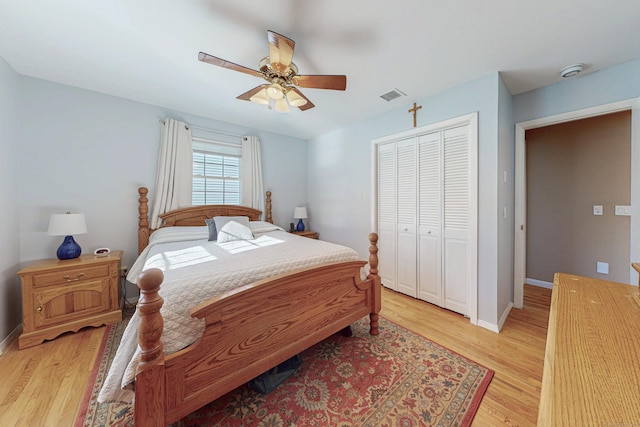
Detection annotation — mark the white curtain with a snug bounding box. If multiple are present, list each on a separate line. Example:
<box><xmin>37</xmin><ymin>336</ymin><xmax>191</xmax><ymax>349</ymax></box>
<box><xmin>150</xmin><ymin>119</ymin><xmax>193</xmax><ymax>229</ymax></box>
<box><xmin>241</xmin><ymin>136</ymin><xmax>265</xmax><ymax>217</ymax></box>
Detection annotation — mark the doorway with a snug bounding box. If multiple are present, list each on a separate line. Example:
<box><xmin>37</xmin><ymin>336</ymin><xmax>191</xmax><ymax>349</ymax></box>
<box><xmin>513</xmin><ymin>98</ymin><xmax>640</xmax><ymax>308</ymax></box>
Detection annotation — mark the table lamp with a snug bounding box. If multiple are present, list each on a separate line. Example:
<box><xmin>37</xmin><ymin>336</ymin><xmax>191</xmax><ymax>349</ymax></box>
<box><xmin>47</xmin><ymin>212</ymin><xmax>88</xmax><ymax>260</ymax></box>
<box><xmin>293</xmin><ymin>207</ymin><xmax>307</xmax><ymax>232</ymax></box>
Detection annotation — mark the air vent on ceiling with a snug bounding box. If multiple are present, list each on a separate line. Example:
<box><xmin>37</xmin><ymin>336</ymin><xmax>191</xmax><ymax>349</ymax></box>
<box><xmin>380</xmin><ymin>88</ymin><xmax>407</xmax><ymax>102</ymax></box>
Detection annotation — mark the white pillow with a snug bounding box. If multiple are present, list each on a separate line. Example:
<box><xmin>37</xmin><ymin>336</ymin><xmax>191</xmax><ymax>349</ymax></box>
<box><xmin>214</xmin><ymin>216</ymin><xmax>254</xmax><ymax>243</ymax></box>
<box><xmin>249</xmin><ymin>221</ymin><xmax>285</xmax><ymax>234</ymax></box>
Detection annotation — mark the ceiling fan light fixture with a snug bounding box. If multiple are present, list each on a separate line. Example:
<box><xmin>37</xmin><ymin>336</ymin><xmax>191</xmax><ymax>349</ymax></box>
<box><xmin>249</xmin><ymin>88</ymin><xmax>270</xmax><ymax>105</ymax></box>
<box><xmin>286</xmin><ymin>89</ymin><xmax>307</xmax><ymax>107</ymax></box>
<box><xmin>266</xmin><ymin>83</ymin><xmax>284</xmax><ymax>99</ymax></box>
<box><xmin>274</xmin><ymin>97</ymin><xmax>289</xmax><ymax>112</ymax></box>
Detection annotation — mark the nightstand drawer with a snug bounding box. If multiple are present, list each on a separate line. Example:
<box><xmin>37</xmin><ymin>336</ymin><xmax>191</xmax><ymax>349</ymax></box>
<box><xmin>32</xmin><ymin>264</ymin><xmax>109</xmax><ymax>287</ymax></box>
<box><xmin>291</xmin><ymin>231</ymin><xmax>319</xmax><ymax>239</ymax></box>
<box><xmin>18</xmin><ymin>251</ymin><xmax>123</xmax><ymax>349</ymax></box>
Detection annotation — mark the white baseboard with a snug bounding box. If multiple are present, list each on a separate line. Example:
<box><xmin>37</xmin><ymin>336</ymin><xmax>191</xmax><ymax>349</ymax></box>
<box><xmin>477</xmin><ymin>301</ymin><xmax>513</xmax><ymax>333</ymax></box>
<box><xmin>525</xmin><ymin>278</ymin><xmax>553</xmax><ymax>289</ymax></box>
<box><xmin>477</xmin><ymin>319</ymin><xmax>500</xmax><ymax>333</ymax></box>
<box><xmin>498</xmin><ymin>302</ymin><xmax>514</xmax><ymax>332</ymax></box>
<box><xmin>0</xmin><ymin>324</ymin><xmax>22</xmax><ymax>357</ymax></box>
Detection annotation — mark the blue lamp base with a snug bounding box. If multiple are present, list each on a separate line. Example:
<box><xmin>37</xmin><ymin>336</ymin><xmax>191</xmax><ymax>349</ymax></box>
<box><xmin>296</xmin><ymin>218</ymin><xmax>305</xmax><ymax>232</ymax></box>
<box><xmin>57</xmin><ymin>235</ymin><xmax>81</xmax><ymax>260</ymax></box>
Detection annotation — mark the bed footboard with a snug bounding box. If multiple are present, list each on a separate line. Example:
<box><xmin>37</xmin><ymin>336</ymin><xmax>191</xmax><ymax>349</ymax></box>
<box><xmin>134</xmin><ymin>233</ymin><xmax>380</xmax><ymax>427</ymax></box>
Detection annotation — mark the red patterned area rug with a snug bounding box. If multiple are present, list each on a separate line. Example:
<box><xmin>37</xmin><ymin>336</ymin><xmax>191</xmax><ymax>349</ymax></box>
<box><xmin>76</xmin><ymin>313</ymin><xmax>493</xmax><ymax>427</ymax></box>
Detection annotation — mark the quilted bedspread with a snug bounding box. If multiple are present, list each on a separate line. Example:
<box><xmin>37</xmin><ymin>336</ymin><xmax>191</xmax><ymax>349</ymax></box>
<box><xmin>98</xmin><ymin>222</ymin><xmax>361</xmax><ymax>403</ymax></box>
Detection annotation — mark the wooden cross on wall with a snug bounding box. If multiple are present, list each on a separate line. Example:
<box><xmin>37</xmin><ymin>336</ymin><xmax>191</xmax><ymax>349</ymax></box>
<box><xmin>408</xmin><ymin>102</ymin><xmax>422</xmax><ymax>128</ymax></box>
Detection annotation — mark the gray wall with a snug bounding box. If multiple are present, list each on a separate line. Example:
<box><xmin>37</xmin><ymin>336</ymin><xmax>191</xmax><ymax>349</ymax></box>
<box><xmin>17</xmin><ymin>77</ymin><xmax>308</xmax><ymax>269</ymax></box>
<box><xmin>2</xmin><ymin>54</ymin><xmax>640</xmax><ymax>344</ymax></box>
<box><xmin>514</xmin><ymin>57</ymin><xmax>640</xmax><ymax>284</ymax></box>
<box><xmin>308</xmin><ymin>73</ymin><xmax>507</xmax><ymax>329</ymax></box>
<box><xmin>1</xmin><ymin>73</ymin><xmax>308</xmax><ymax>344</ymax></box>
<box><xmin>497</xmin><ymin>76</ymin><xmax>515</xmax><ymax>323</ymax></box>
<box><xmin>0</xmin><ymin>57</ymin><xmax>21</xmax><ymax>348</ymax></box>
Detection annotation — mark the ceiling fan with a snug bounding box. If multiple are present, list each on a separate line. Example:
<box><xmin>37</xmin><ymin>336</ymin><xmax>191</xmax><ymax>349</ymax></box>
<box><xmin>198</xmin><ymin>30</ymin><xmax>346</xmax><ymax>112</ymax></box>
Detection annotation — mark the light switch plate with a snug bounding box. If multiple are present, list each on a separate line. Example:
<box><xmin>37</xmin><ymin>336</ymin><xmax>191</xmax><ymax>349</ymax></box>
<box><xmin>615</xmin><ymin>205</ymin><xmax>631</xmax><ymax>216</ymax></box>
<box><xmin>593</xmin><ymin>205</ymin><xmax>603</xmax><ymax>216</ymax></box>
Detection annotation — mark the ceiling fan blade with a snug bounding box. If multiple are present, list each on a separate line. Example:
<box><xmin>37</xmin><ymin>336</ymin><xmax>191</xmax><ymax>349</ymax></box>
<box><xmin>290</xmin><ymin>88</ymin><xmax>315</xmax><ymax>111</ymax></box>
<box><xmin>267</xmin><ymin>30</ymin><xmax>295</xmax><ymax>74</ymax></box>
<box><xmin>198</xmin><ymin>52</ymin><xmax>263</xmax><ymax>78</ymax></box>
<box><xmin>293</xmin><ymin>75</ymin><xmax>347</xmax><ymax>91</ymax></box>
<box><xmin>236</xmin><ymin>84</ymin><xmax>269</xmax><ymax>101</ymax></box>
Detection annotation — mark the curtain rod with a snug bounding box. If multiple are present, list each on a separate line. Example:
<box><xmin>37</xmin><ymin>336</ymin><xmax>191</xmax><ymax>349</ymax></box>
<box><xmin>158</xmin><ymin>120</ymin><xmax>242</xmax><ymax>139</ymax></box>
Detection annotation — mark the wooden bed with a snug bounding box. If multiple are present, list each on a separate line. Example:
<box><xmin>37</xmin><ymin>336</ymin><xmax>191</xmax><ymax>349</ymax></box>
<box><xmin>132</xmin><ymin>187</ymin><xmax>381</xmax><ymax>426</ymax></box>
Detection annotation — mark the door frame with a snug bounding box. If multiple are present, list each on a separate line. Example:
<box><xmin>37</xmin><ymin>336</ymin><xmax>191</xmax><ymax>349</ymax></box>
<box><xmin>513</xmin><ymin>98</ymin><xmax>640</xmax><ymax>308</ymax></box>
<box><xmin>372</xmin><ymin>112</ymin><xmax>478</xmax><ymax>325</ymax></box>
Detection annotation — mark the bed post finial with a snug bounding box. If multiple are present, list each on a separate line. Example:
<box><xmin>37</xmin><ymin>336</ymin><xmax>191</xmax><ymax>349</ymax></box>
<box><xmin>135</xmin><ymin>267</ymin><xmax>166</xmax><ymax>427</ymax></box>
<box><xmin>368</xmin><ymin>233</ymin><xmax>379</xmax><ymax>276</ymax></box>
<box><xmin>266</xmin><ymin>191</ymin><xmax>273</xmax><ymax>224</ymax></box>
<box><xmin>137</xmin><ymin>268</ymin><xmax>164</xmax><ymax>364</ymax></box>
<box><xmin>368</xmin><ymin>232</ymin><xmax>381</xmax><ymax>336</ymax></box>
<box><xmin>138</xmin><ymin>187</ymin><xmax>150</xmax><ymax>255</ymax></box>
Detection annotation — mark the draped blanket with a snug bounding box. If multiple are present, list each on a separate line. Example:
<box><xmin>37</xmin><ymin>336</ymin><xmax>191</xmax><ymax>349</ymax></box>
<box><xmin>98</xmin><ymin>222</ymin><xmax>361</xmax><ymax>403</ymax></box>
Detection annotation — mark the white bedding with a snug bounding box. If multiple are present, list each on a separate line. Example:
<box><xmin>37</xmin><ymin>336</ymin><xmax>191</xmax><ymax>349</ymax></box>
<box><xmin>98</xmin><ymin>221</ymin><xmax>361</xmax><ymax>403</ymax></box>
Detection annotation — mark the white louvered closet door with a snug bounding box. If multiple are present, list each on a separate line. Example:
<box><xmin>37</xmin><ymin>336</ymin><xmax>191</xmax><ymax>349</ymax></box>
<box><xmin>418</xmin><ymin>132</ymin><xmax>442</xmax><ymax>305</ymax></box>
<box><xmin>396</xmin><ymin>138</ymin><xmax>417</xmax><ymax>297</ymax></box>
<box><xmin>442</xmin><ymin>125</ymin><xmax>470</xmax><ymax>315</ymax></box>
<box><xmin>374</xmin><ymin>113</ymin><xmax>476</xmax><ymax>321</ymax></box>
<box><xmin>377</xmin><ymin>142</ymin><xmax>397</xmax><ymax>291</ymax></box>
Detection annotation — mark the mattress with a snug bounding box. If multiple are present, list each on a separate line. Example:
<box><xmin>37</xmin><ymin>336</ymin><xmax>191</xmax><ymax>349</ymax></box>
<box><xmin>98</xmin><ymin>221</ymin><xmax>361</xmax><ymax>403</ymax></box>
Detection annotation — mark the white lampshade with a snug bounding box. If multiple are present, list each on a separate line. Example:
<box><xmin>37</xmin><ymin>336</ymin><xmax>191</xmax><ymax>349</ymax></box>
<box><xmin>293</xmin><ymin>206</ymin><xmax>308</xmax><ymax>219</ymax></box>
<box><xmin>286</xmin><ymin>90</ymin><xmax>307</xmax><ymax>107</ymax></box>
<box><xmin>249</xmin><ymin>88</ymin><xmax>270</xmax><ymax>105</ymax></box>
<box><xmin>266</xmin><ymin>83</ymin><xmax>284</xmax><ymax>100</ymax></box>
<box><xmin>274</xmin><ymin>97</ymin><xmax>289</xmax><ymax>112</ymax></box>
<box><xmin>47</xmin><ymin>213</ymin><xmax>88</xmax><ymax>236</ymax></box>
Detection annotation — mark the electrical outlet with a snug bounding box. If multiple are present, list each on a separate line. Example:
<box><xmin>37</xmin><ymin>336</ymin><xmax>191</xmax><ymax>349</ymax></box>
<box><xmin>596</xmin><ymin>261</ymin><xmax>609</xmax><ymax>274</ymax></box>
<box><xmin>120</xmin><ymin>266</ymin><xmax>129</xmax><ymax>278</ymax></box>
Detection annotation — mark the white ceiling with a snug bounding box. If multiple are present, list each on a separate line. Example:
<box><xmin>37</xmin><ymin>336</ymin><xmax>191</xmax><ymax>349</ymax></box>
<box><xmin>2</xmin><ymin>0</ymin><xmax>640</xmax><ymax>140</ymax></box>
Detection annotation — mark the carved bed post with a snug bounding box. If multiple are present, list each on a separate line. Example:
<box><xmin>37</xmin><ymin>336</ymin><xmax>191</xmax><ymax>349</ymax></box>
<box><xmin>138</xmin><ymin>187</ymin><xmax>150</xmax><ymax>255</ymax></box>
<box><xmin>265</xmin><ymin>191</ymin><xmax>273</xmax><ymax>224</ymax></box>
<box><xmin>368</xmin><ymin>232</ymin><xmax>381</xmax><ymax>336</ymax></box>
<box><xmin>135</xmin><ymin>268</ymin><xmax>165</xmax><ymax>427</ymax></box>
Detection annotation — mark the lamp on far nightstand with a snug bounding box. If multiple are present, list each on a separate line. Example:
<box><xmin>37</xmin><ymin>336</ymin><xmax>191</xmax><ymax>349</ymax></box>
<box><xmin>47</xmin><ymin>212</ymin><xmax>87</xmax><ymax>260</ymax></box>
<box><xmin>293</xmin><ymin>206</ymin><xmax>307</xmax><ymax>232</ymax></box>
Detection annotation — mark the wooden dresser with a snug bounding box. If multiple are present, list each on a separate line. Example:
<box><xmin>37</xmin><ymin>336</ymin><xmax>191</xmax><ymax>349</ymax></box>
<box><xmin>17</xmin><ymin>251</ymin><xmax>123</xmax><ymax>349</ymax></box>
<box><xmin>538</xmin><ymin>273</ymin><xmax>640</xmax><ymax>426</ymax></box>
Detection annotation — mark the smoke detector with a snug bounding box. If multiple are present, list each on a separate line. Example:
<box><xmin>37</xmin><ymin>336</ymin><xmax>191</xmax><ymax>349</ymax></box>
<box><xmin>560</xmin><ymin>64</ymin><xmax>583</xmax><ymax>78</ymax></box>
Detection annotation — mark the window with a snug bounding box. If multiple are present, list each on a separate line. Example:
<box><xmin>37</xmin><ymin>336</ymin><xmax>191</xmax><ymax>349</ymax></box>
<box><xmin>192</xmin><ymin>139</ymin><xmax>242</xmax><ymax>205</ymax></box>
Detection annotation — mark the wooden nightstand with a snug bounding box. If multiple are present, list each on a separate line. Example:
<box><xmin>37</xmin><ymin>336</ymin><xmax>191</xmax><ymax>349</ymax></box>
<box><xmin>17</xmin><ymin>251</ymin><xmax>123</xmax><ymax>349</ymax></box>
<box><xmin>291</xmin><ymin>231</ymin><xmax>319</xmax><ymax>239</ymax></box>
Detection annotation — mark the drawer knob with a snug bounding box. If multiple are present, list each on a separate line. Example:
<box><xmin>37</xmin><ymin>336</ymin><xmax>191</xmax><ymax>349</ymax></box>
<box><xmin>36</xmin><ymin>305</ymin><xmax>42</xmax><ymax>312</ymax></box>
<box><xmin>63</xmin><ymin>272</ymin><xmax>85</xmax><ymax>282</ymax></box>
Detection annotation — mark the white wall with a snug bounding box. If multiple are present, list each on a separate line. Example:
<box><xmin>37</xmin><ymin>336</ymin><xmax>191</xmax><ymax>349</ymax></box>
<box><xmin>0</xmin><ymin>57</ymin><xmax>21</xmax><ymax>347</ymax></box>
<box><xmin>308</xmin><ymin>73</ymin><xmax>506</xmax><ymax>329</ymax></box>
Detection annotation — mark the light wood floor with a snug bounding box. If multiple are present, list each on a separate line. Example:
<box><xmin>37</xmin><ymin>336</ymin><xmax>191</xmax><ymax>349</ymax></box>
<box><xmin>0</xmin><ymin>284</ymin><xmax>551</xmax><ymax>427</ymax></box>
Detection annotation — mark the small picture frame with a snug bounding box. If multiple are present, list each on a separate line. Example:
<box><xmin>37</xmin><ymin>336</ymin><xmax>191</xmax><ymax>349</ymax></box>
<box><xmin>94</xmin><ymin>247</ymin><xmax>111</xmax><ymax>256</ymax></box>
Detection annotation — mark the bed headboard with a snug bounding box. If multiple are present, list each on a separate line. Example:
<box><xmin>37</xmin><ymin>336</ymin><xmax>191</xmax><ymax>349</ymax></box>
<box><xmin>137</xmin><ymin>187</ymin><xmax>273</xmax><ymax>254</ymax></box>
